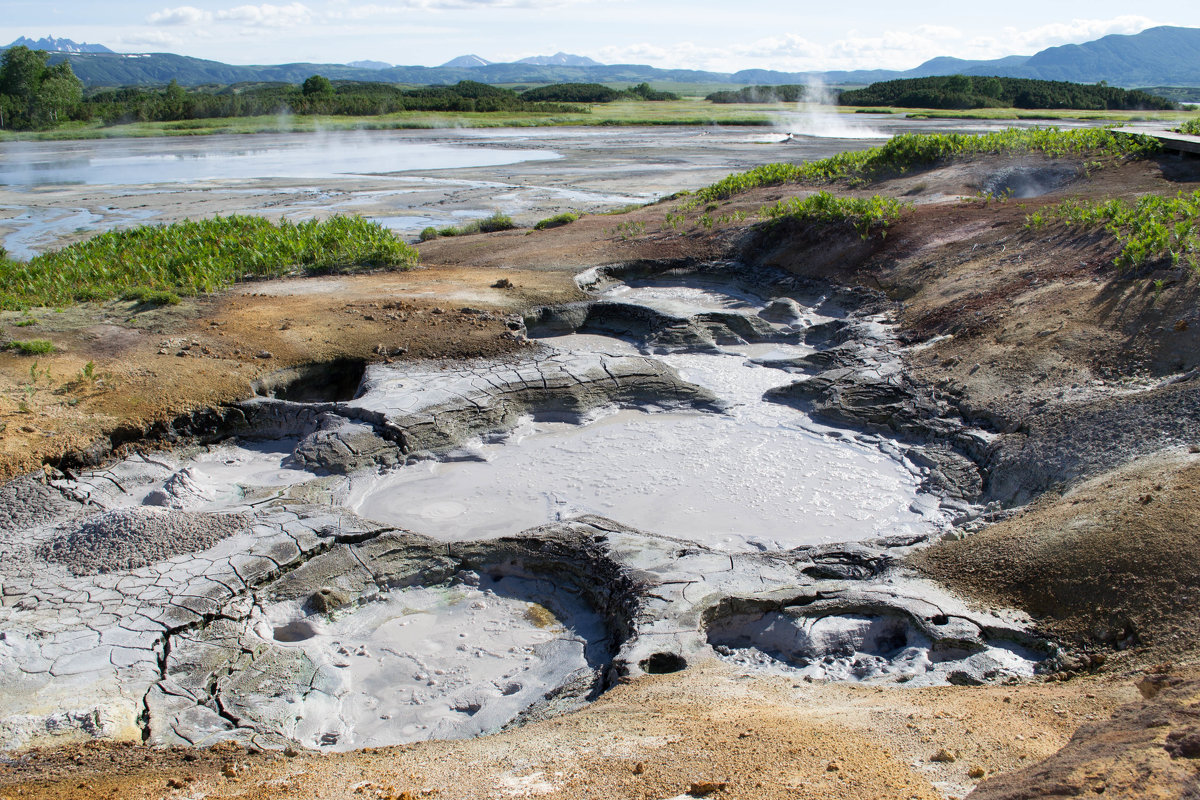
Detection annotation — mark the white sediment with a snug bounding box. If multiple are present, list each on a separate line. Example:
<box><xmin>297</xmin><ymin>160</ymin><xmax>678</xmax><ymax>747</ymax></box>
<box><xmin>204</xmin><ymin>574</ymin><xmax>602</xmax><ymax>750</ymax></box>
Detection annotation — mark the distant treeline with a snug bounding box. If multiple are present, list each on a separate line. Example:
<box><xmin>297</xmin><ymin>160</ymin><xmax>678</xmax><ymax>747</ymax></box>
<box><xmin>838</xmin><ymin>76</ymin><xmax>1176</xmax><ymax>111</ymax></box>
<box><xmin>706</xmin><ymin>85</ymin><xmax>806</xmax><ymax>103</ymax></box>
<box><xmin>84</xmin><ymin>78</ymin><xmax>576</xmax><ymax>126</ymax></box>
<box><xmin>518</xmin><ymin>82</ymin><xmax>680</xmax><ymax>103</ymax></box>
<box><xmin>1</xmin><ymin>50</ymin><xmax>691</xmax><ymax>130</ymax></box>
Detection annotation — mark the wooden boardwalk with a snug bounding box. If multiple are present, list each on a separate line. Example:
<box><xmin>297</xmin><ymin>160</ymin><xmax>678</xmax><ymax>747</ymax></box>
<box><xmin>1113</xmin><ymin>127</ymin><xmax>1200</xmax><ymax>155</ymax></box>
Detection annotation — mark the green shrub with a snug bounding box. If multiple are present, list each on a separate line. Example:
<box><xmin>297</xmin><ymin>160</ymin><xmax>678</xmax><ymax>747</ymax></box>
<box><xmin>759</xmin><ymin>192</ymin><xmax>905</xmax><ymax>238</ymax></box>
<box><xmin>418</xmin><ymin>226</ymin><xmax>439</xmax><ymax>242</ymax></box>
<box><xmin>474</xmin><ymin>211</ymin><xmax>515</xmax><ymax>233</ymax></box>
<box><xmin>1177</xmin><ymin>118</ymin><xmax>1200</xmax><ymax>135</ymax></box>
<box><xmin>685</xmin><ymin>127</ymin><xmax>1162</xmax><ymax>207</ymax></box>
<box><xmin>534</xmin><ymin>212</ymin><xmax>580</xmax><ymax>230</ymax></box>
<box><xmin>8</xmin><ymin>339</ymin><xmax>56</xmax><ymax>355</ymax></box>
<box><xmin>122</xmin><ymin>286</ymin><xmax>181</xmax><ymax>306</ymax></box>
<box><xmin>1027</xmin><ymin>191</ymin><xmax>1200</xmax><ymax>270</ymax></box>
<box><xmin>0</xmin><ymin>215</ymin><xmax>418</xmax><ymax>310</ymax></box>
<box><xmin>432</xmin><ymin>212</ymin><xmax>517</xmax><ymax>238</ymax></box>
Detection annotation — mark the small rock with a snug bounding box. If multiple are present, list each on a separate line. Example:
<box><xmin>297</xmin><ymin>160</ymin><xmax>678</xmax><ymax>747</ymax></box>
<box><xmin>256</xmin><ymin>351</ymin><xmax>273</xmax><ymax>359</ymax></box>
<box><xmin>687</xmin><ymin>781</ymin><xmax>728</xmax><ymax>797</ymax></box>
<box><xmin>931</xmin><ymin>748</ymin><xmax>958</xmax><ymax>763</ymax></box>
<box><xmin>307</xmin><ymin>587</ymin><xmax>353</xmax><ymax>614</ymax></box>
<box><xmin>968</xmin><ymin>765</ymin><xmax>986</xmax><ymax>779</ymax></box>
<box><xmin>492</xmin><ymin>278</ymin><xmax>514</xmax><ymax>289</ymax></box>
<box><xmin>284</xmin><ymin>745</ymin><xmax>300</xmax><ymax>757</ymax></box>
<box><xmin>632</xmin><ymin>762</ymin><xmax>645</xmax><ymax>775</ymax></box>
<box><xmin>222</xmin><ymin>763</ymin><xmax>238</xmax><ymax>778</ymax></box>
<box><xmin>826</xmin><ymin>762</ymin><xmax>840</xmax><ymax>772</ymax></box>
<box><xmin>167</xmin><ymin>777</ymin><xmax>186</xmax><ymax>789</ymax></box>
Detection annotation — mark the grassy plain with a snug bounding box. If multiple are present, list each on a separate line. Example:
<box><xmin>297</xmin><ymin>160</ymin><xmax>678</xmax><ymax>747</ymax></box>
<box><xmin>4</xmin><ymin>98</ymin><xmax>1192</xmax><ymax>142</ymax></box>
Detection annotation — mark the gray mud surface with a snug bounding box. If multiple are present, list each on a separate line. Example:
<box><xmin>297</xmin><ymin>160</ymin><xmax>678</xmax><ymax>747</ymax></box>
<box><xmin>0</xmin><ymin>261</ymin><xmax>1054</xmax><ymax>754</ymax></box>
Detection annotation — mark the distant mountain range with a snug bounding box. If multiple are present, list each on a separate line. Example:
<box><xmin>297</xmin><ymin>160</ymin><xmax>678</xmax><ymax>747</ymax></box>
<box><xmin>4</xmin><ymin>28</ymin><xmax>1200</xmax><ymax>89</ymax></box>
<box><xmin>6</xmin><ymin>35</ymin><xmax>113</xmax><ymax>54</ymax></box>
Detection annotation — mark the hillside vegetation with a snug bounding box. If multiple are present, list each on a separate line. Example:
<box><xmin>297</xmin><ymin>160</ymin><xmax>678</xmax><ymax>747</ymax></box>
<box><xmin>839</xmin><ymin>75</ymin><xmax>1175</xmax><ymax>111</ymax></box>
<box><xmin>686</xmin><ymin>127</ymin><xmax>1161</xmax><ymax>204</ymax></box>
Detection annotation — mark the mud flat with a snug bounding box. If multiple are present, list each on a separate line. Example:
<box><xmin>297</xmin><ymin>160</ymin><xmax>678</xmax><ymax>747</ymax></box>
<box><xmin>0</xmin><ymin>263</ymin><xmax>1058</xmax><ymax>760</ymax></box>
<box><xmin>0</xmin><ymin>118</ymin><xmax>1125</xmax><ymax>259</ymax></box>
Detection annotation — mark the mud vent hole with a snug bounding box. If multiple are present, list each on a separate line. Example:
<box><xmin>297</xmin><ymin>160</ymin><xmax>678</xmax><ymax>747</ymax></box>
<box><xmin>252</xmin><ymin>358</ymin><xmax>367</xmax><ymax>403</ymax></box>
<box><xmin>641</xmin><ymin>652</ymin><xmax>687</xmax><ymax>674</ymax></box>
<box><xmin>273</xmin><ymin>619</ymin><xmax>319</xmax><ymax>642</ymax></box>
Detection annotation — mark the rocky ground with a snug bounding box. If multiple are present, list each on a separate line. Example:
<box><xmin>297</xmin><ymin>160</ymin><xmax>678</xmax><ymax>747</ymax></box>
<box><xmin>2</xmin><ymin>145</ymin><xmax>1200</xmax><ymax>798</ymax></box>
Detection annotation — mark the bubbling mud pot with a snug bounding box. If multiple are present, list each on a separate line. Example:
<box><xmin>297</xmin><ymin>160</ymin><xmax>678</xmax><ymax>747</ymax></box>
<box><xmin>0</xmin><ymin>261</ymin><xmax>1051</xmax><ymax>753</ymax></box>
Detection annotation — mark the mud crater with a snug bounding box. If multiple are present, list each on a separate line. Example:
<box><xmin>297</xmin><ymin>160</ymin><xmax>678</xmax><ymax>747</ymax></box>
<box><xmin>0</xmin><ymin>260</ymin><xmax>1054</xmax><ymax>754</ymax></box>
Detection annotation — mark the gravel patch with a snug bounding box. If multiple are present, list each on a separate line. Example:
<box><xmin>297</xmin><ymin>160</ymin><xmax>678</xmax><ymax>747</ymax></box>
<box><xmin>37</xmin><ymin>507</ymin><xmax>251</xmax><ymax>575</ymax></box>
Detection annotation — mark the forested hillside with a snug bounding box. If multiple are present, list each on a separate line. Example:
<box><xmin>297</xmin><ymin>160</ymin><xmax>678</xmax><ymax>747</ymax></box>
<box><xmin>839</xmin><ymin>76</ymin><xmax>1175</xmax><ymax>110</ymax></box>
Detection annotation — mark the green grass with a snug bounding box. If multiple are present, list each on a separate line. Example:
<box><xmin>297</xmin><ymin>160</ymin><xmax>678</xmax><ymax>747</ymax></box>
<box><xmin>0</xmin><ymin>215</ymin><xmax>417</xmax><ymax>310</ymax></box>
<box><xmin>1026</xmin><ymin>191</ymin><xmax>1200</xmax><ymax>270</ymax></box>
<box><xmin>4</xmin><ymin>100</ymin><xmax>1196</xmax><ymax>143</ymax></box>
<box><xmin>7</xmin><ymin>339</ymin><xmax>56</xmax><ymax>355</ymax></box>
<box><xmin>685</xmin><ymin>127</ymin><xmax>1163</xmax><ymax>207</ymax></box>
<box><xmin>758</xmin><ymin>192</ymin><xmax>905</xmax><ymax>238</ymax></box>
<box><xmin>419</xmin><ymin>211</ymin><xmax>516</xmax><ymax>241</ymax></box>
<box><xmin>0</xmin><ymin>101</ymin><xmax>785</xmax><ymax>141</ymax></box>
<box><xmin>534</xmin><ymin>212</ymin><xmax>581</xmax><ymax>230</ymax></box>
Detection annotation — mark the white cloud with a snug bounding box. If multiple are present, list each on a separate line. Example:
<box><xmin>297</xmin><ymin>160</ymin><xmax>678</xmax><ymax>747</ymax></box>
<box><xmin>147</xmin><ymin>6</ymin><xmax>213</xmax><ymax>25</ymax></box>
<box><xmin>149</xmin><ymin>3</ymin><xmax>314</xmax><ymax>28</ymax></box>
<box><xmin>1001</xmin><ymin>15</ymin><xmax>1157</xmax><ymax>52</ymax></box>
<box><xmin>215</xmin><ymin>3</ymin><xmax>314</xmax><ymax>27</ymax></box>
<box><xmin>597</xmin><ymin>15</ymin><xmax>1164</xmax><ymax>73</ymax></box>
<box><xmin>117</xmin><ymin>30</ymin><xmax>187</xmax><ymax>48</ymax></box>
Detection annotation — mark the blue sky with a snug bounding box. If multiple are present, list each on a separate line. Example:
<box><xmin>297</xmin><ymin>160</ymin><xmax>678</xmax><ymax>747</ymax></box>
<box><xmin>3</xmin><ymin>2</ymin><xmax>1197</xmax><ymax>71</ymax></box>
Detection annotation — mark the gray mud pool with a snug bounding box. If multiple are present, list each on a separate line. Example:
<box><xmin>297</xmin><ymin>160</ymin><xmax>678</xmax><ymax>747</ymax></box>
<box><xmin>0</xmin><ymin>264</ymin><xmax>1051</xmax><ymax>753</ymax></box>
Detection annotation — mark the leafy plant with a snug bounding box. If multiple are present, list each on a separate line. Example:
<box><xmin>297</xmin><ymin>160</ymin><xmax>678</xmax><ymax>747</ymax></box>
<box><xmin>612</xmin><ymin>221</ymin><xmax>646</xmax><ymax>240</ymax></box>
<box><xmin>1027</xmin><ymin>191</ymin><xmax>1200</xmax><ymax>270</ymax></box>
<box><xmin>0</xmin><ymin>215</ymin><xmax>418</xmax><ymax>310</ymax></box>
<box><xmin>684</xmin><ymin>127</ymin><xmax>1162</xmax><ymax>207</ymax></box>
<box><xmin>1176</xmin><ymin>118</ymin><xmax>1200</xmax><ymax>135</ymax></box>
<box><xmin>758</xmin><ymin>192</ymin><xmax>905</xmax><ymax>238</ymax></box>
<box><xmin>425</xmin><ymin>211</ymin><xmax>516</xmax><ymax>238</ymax></box>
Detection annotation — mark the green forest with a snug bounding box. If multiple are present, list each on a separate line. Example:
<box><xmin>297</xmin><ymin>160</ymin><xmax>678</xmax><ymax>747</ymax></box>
<box><xmin>0</xmin><ymin>48</ymin><xmax>691</xmax><ymax>130</ymax></box>
<box><xmin>838</xmin><ymin>75</ymin><xmax>1175</xmax><ymax>110</ymax></box>
<box><xmin>0</xmin><ymin>46</ymin><xmax>583</xmax><ymax>130</ymax></box>
<box><xmin>518</xmin><ymin>82</ymin><xmax>679</xmax><ymax>103</ymax></box>
<box><xmin>706</xmin><ymin>85</ymin><xmax>807</xmax><ymax>103</ymax></box>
